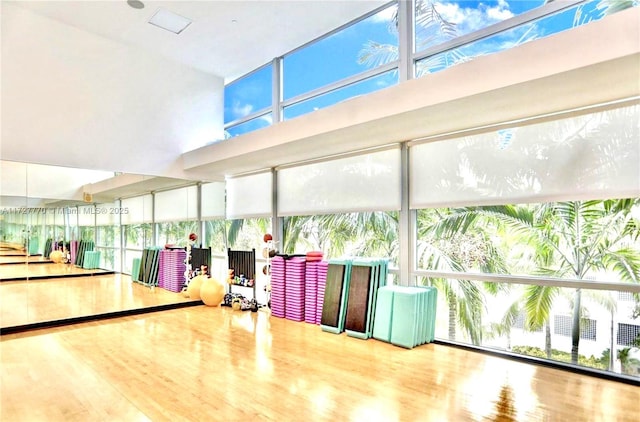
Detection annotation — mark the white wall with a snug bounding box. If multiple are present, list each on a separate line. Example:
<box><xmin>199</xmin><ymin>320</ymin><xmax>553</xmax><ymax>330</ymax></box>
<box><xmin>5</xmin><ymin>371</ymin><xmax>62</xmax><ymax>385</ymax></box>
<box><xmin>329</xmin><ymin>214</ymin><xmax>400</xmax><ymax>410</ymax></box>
<box><xmin>1</xmin><ymin>3</ymin><xmax>223</xmax><ymax>179</ymax></box>
<box><xmin>0</xmin><ymin>160</ymin><xmax>113</xmax><ymax>202</ymax></box>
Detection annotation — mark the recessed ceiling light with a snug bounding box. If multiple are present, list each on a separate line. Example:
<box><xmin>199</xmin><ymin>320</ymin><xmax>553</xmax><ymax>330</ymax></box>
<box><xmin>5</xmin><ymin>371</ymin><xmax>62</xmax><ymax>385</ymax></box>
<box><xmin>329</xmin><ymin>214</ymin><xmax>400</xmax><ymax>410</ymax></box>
<box><xmin>127</xmin><ymin>0</ymin><xmax>145</xmax><ymax>9</ymax></box>
<box><xmin>148</xmin><ymin>8</ymin><xmax>192</xmax><ymax>34</ymax></box>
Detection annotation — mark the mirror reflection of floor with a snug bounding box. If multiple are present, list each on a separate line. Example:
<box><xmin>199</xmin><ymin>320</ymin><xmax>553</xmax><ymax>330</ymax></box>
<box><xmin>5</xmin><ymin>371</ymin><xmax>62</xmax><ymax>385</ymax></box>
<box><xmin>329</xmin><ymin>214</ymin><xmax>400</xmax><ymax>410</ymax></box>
<box><xmin>0</xmin><ymin>274</ymin><xmax>197</xmax><ymax>329</ymax></box>
<box><xmin>0</xmin><ymin>255</ymin><xmax>52</xmax><ymax>264</ymax></box>
<box><xmin>0</xmin><ymin>262</ymin><xmax>114</xmax><ymax>281</ymax></box>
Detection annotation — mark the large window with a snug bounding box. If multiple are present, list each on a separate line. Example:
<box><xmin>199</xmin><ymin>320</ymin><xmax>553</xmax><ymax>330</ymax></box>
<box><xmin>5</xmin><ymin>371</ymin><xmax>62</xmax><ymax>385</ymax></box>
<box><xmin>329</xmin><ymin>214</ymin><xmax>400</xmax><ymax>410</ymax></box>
<box><xmin>411</xmin><ymin>104</ymin><xmax>640</xmax><ymax>378</ymax></box>
<box><xmin>222</xmin><ymin>0</ymin><xmax>637</xmax><ymax>138</ymax></box>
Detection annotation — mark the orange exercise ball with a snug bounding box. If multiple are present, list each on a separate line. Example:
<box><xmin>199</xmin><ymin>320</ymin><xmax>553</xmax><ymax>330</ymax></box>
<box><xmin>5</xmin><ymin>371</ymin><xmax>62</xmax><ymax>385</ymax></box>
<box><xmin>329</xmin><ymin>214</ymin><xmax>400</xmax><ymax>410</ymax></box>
<box><xmin>200</xmin><ymin>277</ymin><xmax>226</xmax><ymax>307</ymax></box>
<box><xmin>186</xmin><ymin>275</ymin><xmax>206</xmax><ymax>300</ymax></box>
<box><xmin>50</xmin><ymin>250</ymin><xmax>64</xmax><ymax>263</ymax></box>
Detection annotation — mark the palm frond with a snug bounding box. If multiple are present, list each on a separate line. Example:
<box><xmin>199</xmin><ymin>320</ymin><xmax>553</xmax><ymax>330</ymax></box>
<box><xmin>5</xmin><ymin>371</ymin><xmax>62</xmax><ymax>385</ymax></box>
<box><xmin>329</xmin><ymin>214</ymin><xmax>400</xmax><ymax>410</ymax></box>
<box><xmin>357</xmin><ymin>41</ymin><xmax>399</xmax><ymax>68</ymax></box>
<box><xmin>523</xmin><ymin>284</ymin><xmax>558</xmax><ymax>330</ymax></box>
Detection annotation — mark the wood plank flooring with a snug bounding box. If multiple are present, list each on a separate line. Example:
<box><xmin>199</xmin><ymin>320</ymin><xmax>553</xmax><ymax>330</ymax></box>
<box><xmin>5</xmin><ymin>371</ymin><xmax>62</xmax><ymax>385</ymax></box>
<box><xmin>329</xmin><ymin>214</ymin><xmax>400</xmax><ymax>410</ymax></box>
<box><xmin>0</xmin><ymin>274</ymin><xmax>196</xmax><ymax>328</ymax></box>
<box><xmin>2</xmin><ymin>306</ymin><xmax>638</xmax><ymax>421</ymax></box>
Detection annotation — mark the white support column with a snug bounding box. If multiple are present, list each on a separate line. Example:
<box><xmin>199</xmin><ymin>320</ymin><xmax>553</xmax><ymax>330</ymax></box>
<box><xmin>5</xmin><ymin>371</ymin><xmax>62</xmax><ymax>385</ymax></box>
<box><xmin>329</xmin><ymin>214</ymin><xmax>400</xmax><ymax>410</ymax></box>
<box><xmin>397</xmin><ymin>0</ymin><xmax>414</xmax><ymax>83</ymax></box>
<box><xmin>399</xmin><ymin>142</ymin><xmax>412</xmax><ymax>286</ymax></box>
<box><xmin>272</xmin><ymin>57</ymin><xmax>283</xmax><ymax>123</ymax></box>
<box><xmin>271</xmin><ymin>168</ymin><xmax>283</xmax><ymax>248</ymax></box>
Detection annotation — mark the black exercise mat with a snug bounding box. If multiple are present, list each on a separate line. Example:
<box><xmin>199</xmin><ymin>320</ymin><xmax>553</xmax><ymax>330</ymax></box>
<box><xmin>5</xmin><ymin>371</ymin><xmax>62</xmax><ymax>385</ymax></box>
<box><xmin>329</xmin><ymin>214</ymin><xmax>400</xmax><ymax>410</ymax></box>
<box><xmin>344</xmin><ymin>265</ymin><xmax>373</xmax><ymax>335</ymax></box>
<box><xmin>320</xmin><ymin>263</ymin><xmax>348</xmax><ymax>330</ymax></box>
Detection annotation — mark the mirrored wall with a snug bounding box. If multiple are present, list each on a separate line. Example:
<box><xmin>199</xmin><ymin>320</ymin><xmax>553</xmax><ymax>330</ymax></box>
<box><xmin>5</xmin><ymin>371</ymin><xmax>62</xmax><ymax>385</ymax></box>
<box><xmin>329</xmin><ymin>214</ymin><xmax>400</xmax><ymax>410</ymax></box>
<box><xmin>0</xmin><ymin>162</ymin><xmax>207</xmax><ymax>331</ymax></box>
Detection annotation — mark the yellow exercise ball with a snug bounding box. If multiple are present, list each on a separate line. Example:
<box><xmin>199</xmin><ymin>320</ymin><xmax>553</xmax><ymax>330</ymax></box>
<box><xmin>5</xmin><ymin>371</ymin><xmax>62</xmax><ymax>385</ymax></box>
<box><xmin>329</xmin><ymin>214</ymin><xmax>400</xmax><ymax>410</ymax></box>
<box><xmin>186</xmin><ymin>275</ymin><xmax>206</xmax><ymax>300</ymax></box>
<box><xmin>200</xmin><ymin>277</ymin><xmax>226</xmax><ymax>307</ymax></box>
<box><xmin>50</xmin><ymin>250</ymin><xmax>64</xmax><ymax>263</ymax></box>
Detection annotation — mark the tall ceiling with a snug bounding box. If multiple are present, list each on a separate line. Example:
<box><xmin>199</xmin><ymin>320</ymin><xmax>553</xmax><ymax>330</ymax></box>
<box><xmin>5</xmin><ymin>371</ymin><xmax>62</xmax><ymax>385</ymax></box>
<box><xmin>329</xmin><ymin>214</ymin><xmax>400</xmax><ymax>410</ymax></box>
<box><xmin>10</xmin><ymin>0</ymin><xmax>387</xmax><ymax>82</ymax></box>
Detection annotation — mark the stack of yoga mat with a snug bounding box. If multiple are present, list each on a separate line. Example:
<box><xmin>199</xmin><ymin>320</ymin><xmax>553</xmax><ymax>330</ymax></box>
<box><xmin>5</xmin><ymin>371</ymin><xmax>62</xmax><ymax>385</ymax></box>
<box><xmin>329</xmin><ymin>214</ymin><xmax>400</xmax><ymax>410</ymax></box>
<box><xmin>28</xmin><ymin>237</ymin><xmax>39</xmax><ymax>256</ymax></box>
<box><xmin>372</xmin><ymin>285</ymin><xmax>437</xmax><ymax>349</ymax></box>
<box><xmin>270</xmin><ymin>255</ymin><xmax>286</xmax><ymax>318</ymax></box>
<box><xmin>70</xmin><ymin>240</ymin><xmax>78</xmax><ymax>264</ymax></box>
<box><xmin>82</xmin><ymin>251</ymin><xmax>102</xmax><ymax>269</ymax></box>
<box><xmin>284</xmin><ymin>256</ymin><xmax>306</xmax><ymax>322</ymax></box>
<box><xmin>158</xmin><ymin>249</ymin><xmax>187</xmax><ymax>293</ymax></box>
<box><xmin>270</xmin><ymin>254</ymin><xmax>328</xmax><ymax>324</ymax></box>
<box><xmin>320</xmin><ymin>258</ymin><xmax>389</xmax><ymax>338</ymax></box>
<box><xmin>131</xmin><ymin>258</ymin><xmax>142</xmax><ymax>282</ymax></box>
<box><xmin>138</xmin><ymin>247</ymin><xmax>162</xmax><ymax>287</ymax></box>
<box><xmin>43</xmin><ymin>239</ymin><xmax>53</xmax><ymax>258</ymax></box>
<box><xmin>74</xmin><ymin>240</ymin><xmax>95</xmax><ymax>267</ymax></box>
<box><xmin>305</xmin><ymin>261</ymin><xmax>319</xmax><ymax>324</ymax></box>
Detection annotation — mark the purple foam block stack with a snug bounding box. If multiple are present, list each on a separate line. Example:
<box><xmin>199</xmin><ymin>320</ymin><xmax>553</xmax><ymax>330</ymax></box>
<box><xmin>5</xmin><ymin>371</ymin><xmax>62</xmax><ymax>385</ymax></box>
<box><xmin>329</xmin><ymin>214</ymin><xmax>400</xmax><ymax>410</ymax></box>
<box><xmin>316</xmin><ymin>261</ymin><xmax>329</xmax><ymax>325</ymax></box>
<box><xmin>158</xmin><ymin>249</ymin><xmax>187</xmax><ymax>293</ymax></box>
<box><xmin>305</xmin><ymin>261</ymin><xmax>318</xmax><ymax>324</ymax></box>
<box><xmin>270</xmin><ymin>256</ymin><xmax>286</xmax><ymax>318</ymax></box>
<box><xmin>285</xmin><ymin>256</ymin><xmax>306</xmax><ymax>322</ymax></box>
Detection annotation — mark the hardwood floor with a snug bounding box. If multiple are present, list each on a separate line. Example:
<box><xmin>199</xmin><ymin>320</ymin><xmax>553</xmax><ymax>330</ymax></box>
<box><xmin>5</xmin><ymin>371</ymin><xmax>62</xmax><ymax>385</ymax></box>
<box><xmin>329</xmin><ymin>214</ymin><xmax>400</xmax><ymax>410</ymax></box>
<box><xmin>1</xmin><ymin>306</ymin><xmax>637</xmax><ymax>421</ymax></box>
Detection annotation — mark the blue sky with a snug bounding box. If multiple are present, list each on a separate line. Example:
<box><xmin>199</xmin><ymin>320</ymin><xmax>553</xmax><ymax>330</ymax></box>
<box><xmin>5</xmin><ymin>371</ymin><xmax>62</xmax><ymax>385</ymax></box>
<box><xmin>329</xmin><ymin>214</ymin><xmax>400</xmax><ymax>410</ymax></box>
<box><xmin>224</xmin><ymin>0</ymin><xmax>610</xmax><ymax>136</ymax></box>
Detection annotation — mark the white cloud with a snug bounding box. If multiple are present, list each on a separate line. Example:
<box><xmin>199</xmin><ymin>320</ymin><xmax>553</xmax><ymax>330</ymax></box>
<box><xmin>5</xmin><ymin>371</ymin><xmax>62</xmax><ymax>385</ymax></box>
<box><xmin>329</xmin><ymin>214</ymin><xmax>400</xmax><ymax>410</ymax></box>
<box><xmin>433</xmin><ymin>1</ymin><xmax>515</xmax><ymax>34</ymax></box>
<box><xmin>259</xmin><ymin>114</ymin><xmax>273</xmax><ymax>124</ymax></box>
<box><xmin>487</xmin><ymin>0</ymin><xmax>515</xmax><ymax>21</ymax></box>
<box><xmin>232</xmin><ymin>102</ymin><xmax>253</xmax><ymax>119</ymax></box>
<box><xmin>369</xmin><ymin>5</ymin><xmax>397</xmax><ymax>23</ymax></box>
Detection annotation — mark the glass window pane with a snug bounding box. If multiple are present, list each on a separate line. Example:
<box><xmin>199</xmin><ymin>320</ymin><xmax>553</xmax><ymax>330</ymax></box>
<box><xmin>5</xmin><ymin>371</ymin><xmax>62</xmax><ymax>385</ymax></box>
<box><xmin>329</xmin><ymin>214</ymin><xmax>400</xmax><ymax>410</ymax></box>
<box><xmin>414</xmin><ymin>0</ymin><xmax>544</xmax><ymax>53</ymax></box>
<box><xmin>123</xmin><ymin>224</ymin><xmax>153</xmax><ymax>250</ymax></box>
<box><xmin>416</xmin><ymin>198</ymin><xmax>640</xmax><ymax>281</ymax></box>
<box><xmin>224</xmin><ymin>64</ymin><xmax>273</xmax><ymax>124</ymax></box>
<box><xmin>419</xmin><ymin>276</ymin><xmax>640</xmax><ymax>379</ymax></box>
<box><xmin>282</xmin><ymin>211</ymin><xmax>399</xmax><ymax>267</ymax></box>
<box><xmin>415</xmin><ymin>0</ymin><xmax>629</xmax><ymax>77</ymax></box>
<box><xmin>283</xmin><ymin>70</ymin><xmax>397</xmax><ymax>120</ymax></box>
<box><xmin>157</xmin><ymin>221</ymin><xmax>200</xmax><ymax>247</ymax></box>
<box><xmin>225</xmin><ymin>114</ymin><xmax>272</xmax><ymax>138</ymax></box>
<box><xmin>283</xmin><ymin>4</ymin><xmax>398</xmax><ymax>100</ymax></box>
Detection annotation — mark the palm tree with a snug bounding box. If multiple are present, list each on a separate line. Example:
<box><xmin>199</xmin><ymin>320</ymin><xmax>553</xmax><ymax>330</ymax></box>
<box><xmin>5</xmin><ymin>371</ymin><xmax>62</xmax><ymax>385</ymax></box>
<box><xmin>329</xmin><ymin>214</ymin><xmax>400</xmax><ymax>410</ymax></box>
<box><xmin>417</xmin><ymin>207</ymin><xmax>508</xmax><ymax>344</ymax></box>
<box><xmin>283</xmin><ymin>211</ymin><xmax>399</xmax><ymax>263</ymax></box>
<box><xmin>436</xmin><ymin>200</ymin><xmax>640</xmax><ymax>364</ymax></box>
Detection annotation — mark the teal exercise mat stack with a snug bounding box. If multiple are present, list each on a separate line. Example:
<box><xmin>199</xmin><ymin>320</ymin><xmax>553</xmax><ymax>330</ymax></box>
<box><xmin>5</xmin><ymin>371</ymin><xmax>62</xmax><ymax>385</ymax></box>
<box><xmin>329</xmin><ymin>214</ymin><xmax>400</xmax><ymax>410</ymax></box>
<box><xmin>28</xmin><ymin>237</ymin><xmax>39</xmax><ymax>256</ymax></box>
<box><xmin>74</xmin><ymin>240</ymin><xmax>95</xmax><ymax>267</ymax></box>
<box><xmin>320</xmin><ymin>259</ymin><xmax>352</xmax><ymax>334</ymax></box>
<box><xmin>82</xmin><ymin>251</ymin><xmax>102</xmax><ymax>269</ymax></box>
<box><xmin>372</xmin><ymin>285</ymin><xmax>437</xmax><ymax>349</ymax></box>
<box><xmin>344</xmin><ymin>258</ymin><xmax>389</xmax><ymax>340</ymax></box>
<box><xmin>131</xmin><ymin>258</ymin><xmax>142</xmax><ymax>282</ymax></box>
